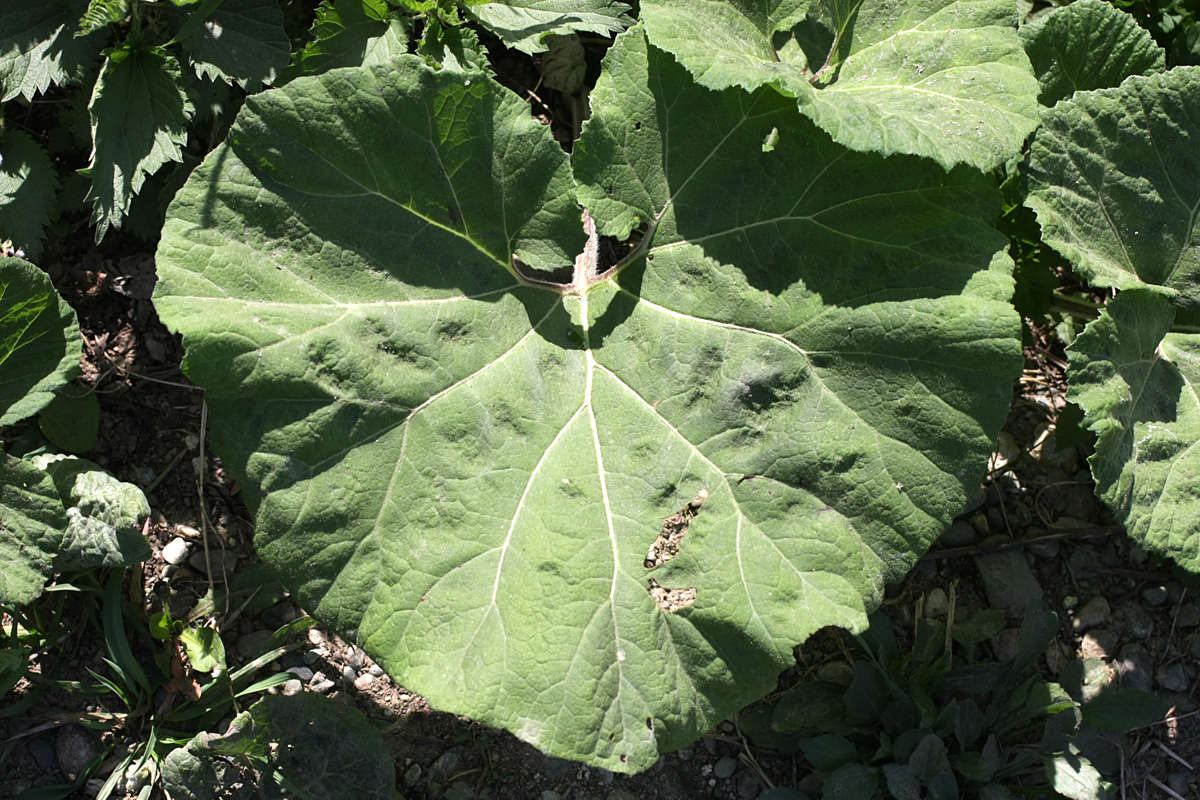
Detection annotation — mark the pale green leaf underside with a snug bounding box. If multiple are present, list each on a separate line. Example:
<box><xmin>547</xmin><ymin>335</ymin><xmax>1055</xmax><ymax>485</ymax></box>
<box><xmin>0</xmin><ymin>130</ymin><xmax>59</xmax><ymax>261</ymax></box>
<box><xmin>467</xmin><ymin>0</ymin><xmax>633</xmax><ymax>54</ymax></box>
<box><xmin>176</xmin><ymin>0</ymin><xmax>290</xmax><ymax>90</ymax></box>
<box><xmin>154</xmin><ymin>39</ymin><xmax>1020</xmax><ymax>771</ymax></box>
<box><xmin>0</xmin><ymin>258</ymin><xmax>81</xmax><ymax>427</ymax></box>
<box><xmin>86</xmin><ymin>47</ymin><xmax>192</xmax><ymax>242</ymax></box>
<box><xmin>639</xmin><ymin>0</ymin><xmax>1040</xmax><ymax>171</ymax></box>
<box><xmin>1068</xmin><ymin>289</ymin><xmax>1200</xmax><ymax>571</ymax></box>
<box><xmin>1019</xmin><ymin>0</ymin><xmax>1164</xmax><ymax>107</ymax></box>
<box><xmin>0</xmin><ymin>0</ymin><xmax>97</xmax><ymax>102</ymax></box>
<box><xmin>1027</xmin><ymin>67</ymin><xmax>1200</xmax><ymax>329</ymax></box>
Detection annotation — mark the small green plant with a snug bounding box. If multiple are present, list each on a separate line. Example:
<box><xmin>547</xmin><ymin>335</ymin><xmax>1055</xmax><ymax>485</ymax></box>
<box><xmin>740</xmin><ymin>601</ymin><xmax>1169</xmax><ymax>799</ymax></box>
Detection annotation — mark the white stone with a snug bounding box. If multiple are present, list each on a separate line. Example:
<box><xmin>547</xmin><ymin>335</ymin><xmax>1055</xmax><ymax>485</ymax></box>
<box><xmin>161</xmin><ymin>537</ymin><xmax>190</xmax><ymax>565</ymax></box>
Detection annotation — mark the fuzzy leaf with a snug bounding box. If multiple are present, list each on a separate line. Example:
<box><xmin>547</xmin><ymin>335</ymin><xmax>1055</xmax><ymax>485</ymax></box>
<box><xmin>0</xmin><ymin>0</ymin><xmax>99</xmax><ymax>101</ymax></box>
<box><xmin>0</xmin><ymin>130</ymin><xmax>59</xmax><ymax>261</ymax></box>
<box><xmin>153</xmin><ymin>34</ymin><xmax>1020</xmax><ymax>770</ymax></box>
<box><xmin>282</xmin><ymin>0</ymin><xmax>408</xmax><ymax>82</ymax></box>
<box><xmin>1019</xmin><ymin>0</ymin><xmax>1165</xmax><ymax>107</ymax></box>
<box><xmin>176</xmin><ymin>0</ymin><xmax>290</xmax><ymax>90</ymax></box>
<box><xmin>467</xmin><ymin>0</ymin><xmax>633</xmax><ymax>54</ymax></box>
<box><xmin>1027</xmin><ymin>67</ymin><xmax>1200</xmax><ymax>327</ymax></box>
<box><xmin>1067</xmin><ymin>290</ymin><xmax>1200</xmax><ymax>572</ymax></box>
<box><xmin>0</xmin><ymin>258</ymin><xmax>80</xmax><ymax>426</ymax></box>
<box><xmin>640</xmin><ymin>0</ymin><xmax>1040</xmax><ymax>171</ymax></box>
<box><xmin>78</xmin><ymin>0</ymin><xmax>129</xmax><ymax>36</ymax></box>
<box><xmin>0</xmin><ymin>451</ymin><xmax>65</xmax><ymax>606</ymax></box>
<box><xmin>32</xmin><ymin>454</ymin><xmax>151</xmax><ymax>571</ymax></box>
<box><xmin>85</xmin><ymin>45</ymin><xmax>191</xmax><ymax>242</ymax></box>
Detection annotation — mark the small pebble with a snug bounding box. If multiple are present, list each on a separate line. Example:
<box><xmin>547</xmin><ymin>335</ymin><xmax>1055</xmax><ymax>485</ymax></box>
<box><xmin>1142</xmin><ymin>585</ymin><xmax>1169</xmax><ymax>606</ymax></box>
<box><xmin>1168</xmin><ymin>774</ymin><xmax>1189</xmax><ymax>796</ymax></box>
<box><xmin>282</xmin><ymin>679</ymin><xmax>302</xmax><ymax>696</ymax></box>
<box><xmin>310</xmin><ymin>675</ymin><xmax>335</xmax><ymax>693</ymax></box>
<box><xmin>1072</xmin><ymin>596</ymin><xmax>1110</xmax><ymax>632</ymax></box>
<box><xmin>714</xmin><ymin>756</ymin><xmax>737</xmax><ymax>779</ymax></box>
<box><xmin>405</xmin><ymin>763</ymin><xmax>422</xmax><ymax>786</ymax></box>
<box><xmin>235</xmin><ymin>630</ymin><xmax>275</xmax><ymax>661</ymax></box>
<box><xmin>286</xmin><ymin>666</ymin><xmax>313</xmax><ymax>682</ymax></box>
<box><xmin>342</xmin><ymin>665</ymin><xmax>356</xmax><ymax>683</ymax></box>
<box><xmin>303</xmin><ymin>647</ymin><xmax>326</xmax><ymax>665</ymax></box>
<box><xmin>188</xmin><ymin>549</ymin><xmax>238</xmax><ymax>576</ymax></box>
<box><xmin>307</xmin><ymin>628</ymin><xmax>325</xmax><ymax>645</ymax></box>
<box><xmin>1116</xmin><ymin>644</ymin><xmax>1153</xmax><ymax>692</ymax></box>
<box><xmin>1156</xmin><ymin>663</ymin><xmax>1189</xmax><ymax>693</ymax></box>
<box><xmin>161</xmin><ymin>537</ymin><xmax>190</xmax><ymax>565</ymax></box>
<box><xmin>162</xmin><ymin>564</ymin><xmax>178</xmax><ymax>580</ymax></box>
<box><xmin>369</xmin><ymin>664</ymin><xmax>384</xmax><ymax>677</ymax></box>
<box><xmin>1175</xmin><ymin>602</ymin><xmax>1200</xmax><ymax>629</ymax></box>
<box><xmin>347</xmin><ymin>646</ymin><xmax>366</xmax><ymax>669</ymax></box>
<box><xmin>924</xmin><ymin>588</ymin><xmax>949</xmax><ymax>619</ymax></box>
<box><xmin>354</xmin><ymin>673</ymin><xmax>374</xmax><ymax>691</ymax></box>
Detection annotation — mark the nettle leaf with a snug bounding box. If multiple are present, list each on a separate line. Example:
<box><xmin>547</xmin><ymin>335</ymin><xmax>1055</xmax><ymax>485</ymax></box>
<box><xmin>175</xmin><ymin>0</ymin><xmax>290</xmax><ymax>91</ymax></box>
<box><xmin>640</xmin><ymin>0</ymin><xmax>1040</xmax><ymax>171</ymax></box>
<box><xmin>0</xmin><ymin>0</ymin><xmax>100</xmax><ymax>101</ymax></box>
<box><xmin>85</xmin><ymin>44</ymin><xmax>192</xmax><ymax>242</ymax></box>
<box><xmin>0</xmin><ymin>258</ymin><xmax>81</xmax><ymax>427</ymax></box>
<box><xmin>282</xmin><ymin>0</ymin><xmax>410</xmax><ymax>82</ymax></box>
<box><xmin>1067</xmin><ymin>290</ymin><xmax>1200</xmax><ymax>571</ymax></box>
<box><xmin>1026</xmin><ymin>67</ymin><xmax>1200</xmax><ymax>326</ymax></box>
<box><xmin>154</xmin><ymin>30</ymin><xmax>1021</xmax><ymax>769</ymax></box>
<box><xmin>467</xmin><ymin>0</ymin><xmax>633</xmax><ymax>54</ymax></box>
<box><xmin>0</xmin><ymin>130</ymin><xmax>59</xmax><ymax>261</ymax></box>
<box><xmin>1019</xmin><ymin>0</ymin><xmax>1165</xmax><ymax>107</ymax></box>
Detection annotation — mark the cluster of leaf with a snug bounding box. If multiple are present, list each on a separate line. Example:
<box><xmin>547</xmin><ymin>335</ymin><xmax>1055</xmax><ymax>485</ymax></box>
<box><xmin>137</xmin><ymin>0</ymin><xmax>1200</xmax><ymax>776</ymax></box>
<box><xmin>741</xmin><ymin>602</ymin><xmax>1170</xmax><ymax>800</ymax></box>
<box><xmin>0</xmin><ymin>0</ymin><xmax>632</xmax><ymax>257</ymax></box>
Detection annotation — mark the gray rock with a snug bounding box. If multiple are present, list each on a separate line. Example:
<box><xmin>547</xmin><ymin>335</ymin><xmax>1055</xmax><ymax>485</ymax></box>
<box><xmin>427</xmin><ymin>747</ymin><xmax>463</xmax><ymax>786</ymax></box>
<box><xmin>924</xmin><ymin>588</ymin><xmax>949</xmax><ymax>619</ymax></box>
<box><xmin>189</xmin><ymin>548</ymin><xmax>238</xmax><ymax>576</ymax></box>
<box><xmin>674</xmin><ymin>746</ymin><xmax>693</xmax><ymax>762</ymax></box>
<box><xmin>261</xmin><ymin>601</ymin><xmax>299</xmax><ymax>629</ymax></box>
<box><xmin>346</xmin><ymin>646</ymin><xmax>366</xmax><ymax>669</ymax></box>
<box><xmin>714</xmin><ymin>756</ymin><xmax>738</xmax><ymax>779</ymax></box>
<box><xmin>1067</xmin><ymin>547</ymin><xmax>1103</xmax><ymax>580</ymax></box>
<box><xmin>737</xmin><ymin>772</ymin><xmax>762</xmax><ymax>800</ymax></box>
<box><xmin>1080</xmin><ymin>629</ymin><xmax>1117</xmax><ymax>659</ymax></box>
<box><xmin>1025</xmin><ymin>533</ymin><xmax>1060</xmax><ymax>560</ymax></box>
<box><xmin>990</xmin><ymin>628</ymin><xmax>1021</xmax><ymax>662</ymax></box>
<box><xmin>282</xmin><ymin>679</ymin><xmax>303</xmax><ymax>696</ymax></box>
<box><xmin>546</xmin><ymin>757</ymin><xmax>573</xmax><ymax>780</ymax></box>
<box><xmin>1141</xmin><ymin>585</ymin><xmax>1169</xmax><ymax>606</ymax></box>
<box><xmin>303</xmin><ymin>646</ymin><xmax>326</xmax><ymax>665</ymax></box>
<box><xmin>1115</xmin><ymin>644</ymin><xmax>1153</xmax><ymax>692</ymax></box>
<box><xmin>1156</xmin><ymin>663</ymin><xmax>1189</xmax><ymax>692</ymax></box>
<box><xmin>310</xmin><ymin>672</ymin><xmax>335</xmax><ymax>693</ymax></box>
<box><xmin>1072</xmin><ymin>596</ymin><xmax>1111</xmax><ymax>632</ymax></box>
<box><xmin>1168</xmin><ymin>774</ymin><xmax>1189</xmax><ymax>797</ymax></box>
<box><xmin>369</xmin><ymin>663</ymin><xmax>384</xmax><ymax>677</ymax></box>
<box><xmin>161</xmin><ymin>537</ymin><xmax>190</xmax><ymax>565</ymax></box>
<box><xmin>341</xmin><ymin>665</ymin><xmax>356</xmax><ymax>683</ymax></box>
<box><xmin>56</xmin><ymin>725</ymin><xmax>101</xmax><ymax>780</ymax></box>
<box><xmin>959</xmin><ymin>486</ymin><xmax>988</xmax><ymax>516</ymax></box>
<box><xmin>286</xmin><ymin>666</ymin><xmax>313</xmax><ymax>682</ymax></box>
<box><xmin>235</xmin><ymin>630</ymin><xmax>275</xmax><ymax>660</ymax></box>
<box><xmin>974</xmin><ymin>547</ymin><xmax>1044</xmax><ymax>612</ymax></box>
<box><xmin>28</xmin><ymin>737</ymin><xmax>56</xmax><ymax>770</ymax></box>
<box><xmin>1116</xmin><ymin>602</ymin><xmax>1153</xmax><ymax>639</ymax></box>
<box><xmin>1175</xmin><ymin>602</ymin><xmax>1200</xmax><ymax>629</ymax></box>
<box><xmin>404</xmin><ymin>763</ymin><xmax>422</xmax><ymax>786</ymax></box>
<box><xmin>353</xmin><ymin>673</ymin><xmax>374</xmax><ymax>691</ymax></box>
<box><xmin>968</xmin><ymin>512</ymin><xmax>990</xmax><ymax>537</ymax></box>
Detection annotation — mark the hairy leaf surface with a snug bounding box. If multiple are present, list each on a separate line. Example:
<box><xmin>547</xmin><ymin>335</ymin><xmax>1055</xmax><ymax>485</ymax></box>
<box><xmin>0</xmin><ymin>0</ymin><xmax>99</xmax><ymax>102</ymax></box>
<box><xmin>154</xmin><ymin>34</ymin><xmax>1021</xmax><ymax>769</ymax></box>
<box><xmin>1027</xmin><ymin>67</ymin><xmax>1200</xmax><ymax>327</ymax></box>
<box><xmin>0</xmin><ymin>258</ymin><xmax>81</xmax><ymax>426</ymax></box>
<box><xmin>85</xmin><ymin>45</ymin><xmax>192</xmax><ymax>242</ymax></box>
<box><xmin>0</xmin><ymin>452</ymin><xmax>64</xmax><ymax>606</ymax></box>
<box><xmin>176</xmin><ymin>0</ymin><xmax>290</xmax><ymax>90</ymax></box>
<box><xmin>0</xmin><ymin>130</ymin><xmax>59</xmax><ymax>261</ymax></box>
<box><xmin>1068</xmin><ymin>291</ymin><xmax>1200</xmax><ymax>571</ymax></box>
<box><xmin>467</xmin><ymin>0</ymin><xmax>633</xmax><ymax>54</ymax></box>
<box><xmin>1019</xmin><ymin>0</ymin><xmax>1164</xmax><ymax>106</ymax></box>
<box><xmin>639</xmin><ymin>0</ymin><xmax>1040</xmax><ymax>170</ymax></box>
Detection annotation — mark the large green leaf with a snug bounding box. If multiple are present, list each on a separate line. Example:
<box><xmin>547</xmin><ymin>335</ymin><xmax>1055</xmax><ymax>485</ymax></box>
<box><xmin>0</xmin><ymin>451</ymin><xmax>65</xmax><ymax>607</ymax></box>
<box><xmin>639</xmin><ymin>0</ymin><xmax>1040</xmax><ymax>170</ymax></box>
<box><xmin>0</xmin><ymin>258</ymin><xmax>80</xmax><ymax>427</ymax></box>
<box><xmin>467</xmin><ymin>0</ymin><xmax>633</xmax><ymax>54</ymax></box>
<box><xmin>175</xmin><ymin>0</ymin><xmax>290</xmax><ymax>90</ymax></box>
<box><xmin>1019</xmin><ymin>0</ymin><xmax>1165</xmax><ymax>107</ymax></box>
<box><xmin>1067</xmin><ymin>290</ymin><xmax>1200</xmax><ymax>571</ymax></box>
<box><xmin>1026</xmin><ymin>67</ymin><xmax>1200</xmax><ymax>327</ymax></box>
<box><xmin>281</xmin><ymin>0</ymin><xmax>409</xmax><ymax>83</ymax></box>
<box><xmin>154</xmin><ymin>32</ymin><xmax>1021</xmax><ymax>770</ymax></box>
<box><xmin>85</xmin><ymin>45</ymin><xmax>192</xmax><ymax>242</ymax></box>
<box><xmin>0</xmin><ymin>0</ymin><xmax>99</xmax><ymax>102</ymax></box>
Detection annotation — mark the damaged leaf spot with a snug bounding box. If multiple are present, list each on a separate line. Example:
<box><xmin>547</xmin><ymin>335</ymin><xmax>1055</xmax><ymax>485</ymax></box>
<box><xmin>644</xmin><ymin>488</ymin><xmax>707</xmax><ymax>569</ymax></box>
<box><xmin>647</xmin><ymin>578</ymin><xmax>696</xmax><ymax>613</ymax></box>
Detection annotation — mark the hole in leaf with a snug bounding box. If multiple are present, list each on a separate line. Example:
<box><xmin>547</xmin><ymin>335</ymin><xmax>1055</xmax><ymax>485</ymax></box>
<box><xmin>647</xmin><ymin>578</ymin><xmax>697</xmax><ymax>613</ymax></box>
<box><xmin>645</xmin><ymin>488</ymin><xmax>708</xmax><ymax>569</ymax></box>
<box><xmin>645</xmin><ymin>718</ymin><xmax>653</xmax><ymax>730</ymax></box>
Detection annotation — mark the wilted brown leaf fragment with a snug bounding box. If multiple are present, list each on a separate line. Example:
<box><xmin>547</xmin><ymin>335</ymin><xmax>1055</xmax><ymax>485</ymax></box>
<box><xmin>644</xmin><ymin>488</ymin><xmax>708</xmax><ymax>569</ymax></box>
<box><xmin>647</xmin><ymin>578</ymin><xmax>697</xmax><ymax>613</ymax></box>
